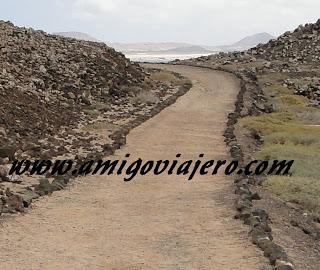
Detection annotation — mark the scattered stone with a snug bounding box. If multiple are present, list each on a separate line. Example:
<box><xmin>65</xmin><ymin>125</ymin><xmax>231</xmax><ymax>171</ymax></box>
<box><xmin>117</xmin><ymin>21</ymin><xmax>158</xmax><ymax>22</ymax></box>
<box><xmin>18</xmin><ymin>189</ymin><xmax>40</xmax><ymax>207</ymax></box>
<box><xmin>0</xmin><ymin>165</ymin><xmax>9</xmax><ymax>181</ymax></box>
<box><xmin>275</xmin><ymin>260</ymin><xmax>294</xmax><ymax>270</ymax></box>
<box><xmin>0</xmin><ymin>146</ymin><xmax>17</xmax><ymax>160</ymax></box>
<box><xmin>35</xmin><ymin>178</ymin><xmax>54</xmax><ymax>195</ymax></box>
<box><xmin>2</xmin><ymin>188</ymin><xmax>24</xmax><ymax>212</ymax></box>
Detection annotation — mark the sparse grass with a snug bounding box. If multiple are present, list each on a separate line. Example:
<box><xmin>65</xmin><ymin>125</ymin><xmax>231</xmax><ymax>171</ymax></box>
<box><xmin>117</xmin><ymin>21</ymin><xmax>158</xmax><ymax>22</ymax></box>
<box><xmin>150</xmin><ymin>70</ymin><xmax>192</xmax><ymax>87</ymax></box>
<box><xmin>133</xmin><ymin>91</ymin><xmax>159</xmax><ymax>105</ymax></box>
<box><xmin>150</xmin><ymin>71</ymin><xmax>177</xmax><ymax>83</ymax></box>
<box><xmin>83</xmin><ymin>121</ymin><xmax>116</xmax><ymax>135</ymax></box>
<box><xmin>141</xmin><ymin>77</ymin><xmax>155</xmax><ymax>90</ymax></box>
<box><xmin>83</xmin><ymin>102</ymin><xmax>110</xmax><ymax>117</ymax></box>
<box><xmin>274</xmin><ymin>94</ymin><xmax>308</xmax><ymax>106</ymax></box>
<box><xmin>268</xmin><ymin>84</ymin><xmax>291</xmax><ymax>95</ymax></box>
<box><xmin>295</xmin><ymin>107</ymin><xmax>320</xmax><ymax>124</ymax></box>
<box><xmin>84</xmin><ymin>109</ymin><xmax>100</xmax><ymax>117</ymax></box>
<box><xmin>243</xmin><ymin>115</ymin><xmax>320</xmax><ymax>178</ymax></box>
<box><xmin>257</xmin><ymin>143</ymin><xmax>320</xmax><ymax>179</ymax></box>
<box><xmin>91</xmin><ymin>102</ymin><xmax>110</xmax><ymax>112</ymax></box>
<box><xmin>265</xmin><ymin>176</ymin><xmax>320</xmax><ymax>215</ymax></box>
<box><xmin>264</xmin><ymin>130</ymin><xmax>320</xmax><ymax>146</ymax></box>
<box><xmin>242</xmin><ymin>82</ymin><xmax>320</xmax><ymax>214</ymax></box>
<box><xmin>241</xmin><ymin>112</ymin><xmax>296</xmax><ymax>134</ymax></box>
<box><xmin>83</xmin><ymin>122</ymin><xmax>110</xmax><ymax>132</ymax></box>
<box><xmin>243</xmin><ymin>114</ymin><xmax>320</xmax><ymax>136</ymax></box>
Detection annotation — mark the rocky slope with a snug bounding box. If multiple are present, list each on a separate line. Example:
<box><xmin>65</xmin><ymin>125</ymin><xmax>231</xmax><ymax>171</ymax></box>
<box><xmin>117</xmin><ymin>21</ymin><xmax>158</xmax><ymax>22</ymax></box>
<box><xmin>0</xmin><ymin>21</ymin><xmax>192</xmax><ymax>214</ymax></box>
<box><xmin>53</xmin><ymin>31</ymin><xmax>100</xmax><ymax>42</ymax></box>
<box><xmin>189</xmin><ymin>19</ymin><xmax>320</xmax><ymax>63</ymax></box>
<box><xmin>0</xmin><ymin>20</ymin><xmax>145</xmax><ymax>144</ymax></box>
<box><xmin>248</xmin><ymin>21</ymin><xmax>320</xmax><ymax>63</ymax></box>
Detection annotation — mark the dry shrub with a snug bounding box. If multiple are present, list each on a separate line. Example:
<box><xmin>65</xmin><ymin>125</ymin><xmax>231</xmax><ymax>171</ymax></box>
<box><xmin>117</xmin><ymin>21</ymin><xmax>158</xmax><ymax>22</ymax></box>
<box><xmin>134</xmin><ymin>91</ymin><xmax>159</xmax><ymax>105</ymax></box>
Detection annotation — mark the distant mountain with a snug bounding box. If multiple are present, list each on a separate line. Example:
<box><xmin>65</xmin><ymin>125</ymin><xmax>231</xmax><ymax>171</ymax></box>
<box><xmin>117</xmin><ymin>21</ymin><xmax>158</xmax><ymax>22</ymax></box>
<box><xmin>51</xmin><ymin>31</ymin><xmax>273</xmax><ymax>63</ymax></box>
<box><xmin>232</xmin><ymin>32</ymin><xmax>275</xmax><ymax>47</ymax></box>
<box><xmin>52</xmin><ymin>32</ymin><xmax>100</xmax><ymax>42</ymax></box>
<box><xmin>109</xmin><ymin>33</ymin><xmax>274</xmax><ymax>55</ymax></box>
<box><xmin>108</xmin><ymin>42</ymin><xmax>192</xmax><ymax>53</ymax></box>
<box><xmin>213</xmin><ymin>33</ymin><xmax>275</xmax><ymax>52</ymax></box>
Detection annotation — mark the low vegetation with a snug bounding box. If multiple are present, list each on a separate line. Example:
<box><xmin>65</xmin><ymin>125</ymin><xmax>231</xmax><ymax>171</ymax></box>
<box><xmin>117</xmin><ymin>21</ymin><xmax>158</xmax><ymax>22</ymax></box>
<box><xmin>150</xmin><ymin>70</ymin><xmax>192</xmax><ymax>87</ymax></box>
<box><xmin>133</xmin><ymin>91</ymin><xmax>159</xmax><ymax>105</ymax></box>
<box><xmin>265</xmin><ymin>176</ymin><xmax>320</xmax><ymax>215</ymax></box>
<box><xmin>241</xmin><ymin>82</ymin><xmax>320</xmax><ymax>214</ymax></box>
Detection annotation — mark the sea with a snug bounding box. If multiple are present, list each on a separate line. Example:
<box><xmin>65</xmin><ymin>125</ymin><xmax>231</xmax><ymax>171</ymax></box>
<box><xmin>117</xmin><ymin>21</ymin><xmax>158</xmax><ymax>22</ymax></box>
<box><xmin>125</xmin><ymin>53</ymin><xmax>213</xmax><ymax>63</ymax></box>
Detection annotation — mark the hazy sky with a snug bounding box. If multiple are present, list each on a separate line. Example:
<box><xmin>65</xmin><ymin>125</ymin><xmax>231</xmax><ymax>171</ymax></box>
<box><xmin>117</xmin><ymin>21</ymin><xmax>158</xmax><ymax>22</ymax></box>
<box><xmin>1</xmin><ymin>0</ymin><xmax>319</xmax><ymax>45</ymax></box>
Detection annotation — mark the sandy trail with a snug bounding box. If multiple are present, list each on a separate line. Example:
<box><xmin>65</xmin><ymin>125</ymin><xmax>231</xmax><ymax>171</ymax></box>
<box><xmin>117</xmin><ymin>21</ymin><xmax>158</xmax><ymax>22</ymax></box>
<box><xmin>0</xmin><ymin>65</ymin><xmax>266</xmax><ymax>269</ymax></box>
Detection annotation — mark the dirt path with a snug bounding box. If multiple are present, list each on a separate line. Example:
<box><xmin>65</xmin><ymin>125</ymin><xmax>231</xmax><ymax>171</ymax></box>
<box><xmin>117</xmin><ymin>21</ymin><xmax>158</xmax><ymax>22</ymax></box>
<box><xmin>0</xmin><ymin>65</ymin><xmax>268</xmax><ymax>270</ymax></box>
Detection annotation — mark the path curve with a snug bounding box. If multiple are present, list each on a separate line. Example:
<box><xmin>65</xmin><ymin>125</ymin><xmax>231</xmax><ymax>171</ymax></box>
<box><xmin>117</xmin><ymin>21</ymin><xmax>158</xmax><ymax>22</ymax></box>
<box><xmin>0</xmin><ymin>65</ymin><xmax>267</xmax><ymax>270</ymax></box>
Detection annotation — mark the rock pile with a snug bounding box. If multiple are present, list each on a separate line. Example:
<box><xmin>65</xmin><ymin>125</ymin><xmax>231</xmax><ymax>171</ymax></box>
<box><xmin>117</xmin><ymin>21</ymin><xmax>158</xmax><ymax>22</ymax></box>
<box><xmin>249</xmin><ymin>19</ymin><xmax>320</xmax><ymax>63</ymax></box>
<box><xmin>185</xmin><ymin>19</ymin><xmax>320</xmax><ymax>70</ymax></box>
<box><xmin>0</xmin><ymin>20</ymin><xmax>145</xmax><ymax>145</ymax></box>
<box><xmin>282</xmin><ymin>78</ymin><xmax>320</xmax><ymax>106</ymax></box>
